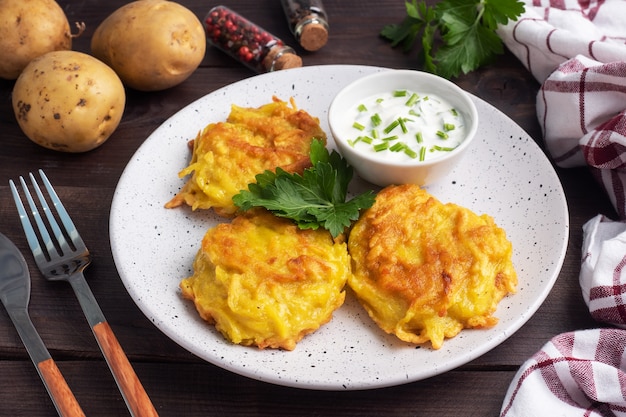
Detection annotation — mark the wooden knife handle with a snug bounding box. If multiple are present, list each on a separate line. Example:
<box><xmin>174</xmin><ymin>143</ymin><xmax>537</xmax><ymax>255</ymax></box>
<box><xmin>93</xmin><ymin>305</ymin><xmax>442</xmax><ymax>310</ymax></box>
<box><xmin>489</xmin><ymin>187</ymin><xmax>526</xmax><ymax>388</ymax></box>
<box><xmin>38</xmin><ymin>358</ymin><xmax>85</xmax><ymax>417</ymax></box>
<box><xmin>92</xmin><ymin>321</ymin><xmax>159</xmax><ymax>417</ymax></box>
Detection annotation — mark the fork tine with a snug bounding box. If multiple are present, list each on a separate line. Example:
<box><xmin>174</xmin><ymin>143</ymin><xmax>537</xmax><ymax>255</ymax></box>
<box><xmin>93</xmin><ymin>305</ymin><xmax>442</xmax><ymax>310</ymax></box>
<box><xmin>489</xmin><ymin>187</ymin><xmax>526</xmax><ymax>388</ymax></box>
<box><xmin>30</xmin><ymin>170</ymin><xmax>84</xmax><ymax>256</ymax></box>
<box><xmin>9</xmin><ymin>177</ymin><xmax>53</xmax><ymax>266</ymax></box>
<box><xmin>28</xmin><ymin>173</ymin><xmax>73</xmax><ymax>258</ymax></box>
<box><xmin>37</xmin><ymin>170</ymin><xmax>87</xmax><ymax>253</ymax></box>
<box><xmin>9</xmin><ymin>170</ymin><xmax>87</xmax><ymax>266</ymax></box>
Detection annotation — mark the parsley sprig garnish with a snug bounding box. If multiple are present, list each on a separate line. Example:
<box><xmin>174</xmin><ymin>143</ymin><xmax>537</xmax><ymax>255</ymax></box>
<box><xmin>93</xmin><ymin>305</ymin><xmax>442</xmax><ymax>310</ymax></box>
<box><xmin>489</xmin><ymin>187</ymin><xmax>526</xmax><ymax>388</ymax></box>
<box><xmin>232</xmin><ymin>139</ymin><xmax>376</xmax><ymax>238</ymax></box>
<box><xmin>381</xmin><ymin>0</ymin><xmax>525</xmax><ymax>79</ymax></box>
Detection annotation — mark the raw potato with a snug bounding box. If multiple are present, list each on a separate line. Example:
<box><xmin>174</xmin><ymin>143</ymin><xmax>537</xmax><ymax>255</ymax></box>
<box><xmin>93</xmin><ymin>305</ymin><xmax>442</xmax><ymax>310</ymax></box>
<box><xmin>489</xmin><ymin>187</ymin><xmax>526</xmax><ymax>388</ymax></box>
<box><xmin>12</xmin><ymin>50</ymin><xmax>126</xmax><ymax>153</ymax></box>
<box><xmin>0</xmin><ymin>0</ymin><xmax>72</xmax><ymax>80</ymax></box>
<box><xmin>91</xmin><ymin>0</ymin><xmax>206</xmax><ymax>91</ymax></box>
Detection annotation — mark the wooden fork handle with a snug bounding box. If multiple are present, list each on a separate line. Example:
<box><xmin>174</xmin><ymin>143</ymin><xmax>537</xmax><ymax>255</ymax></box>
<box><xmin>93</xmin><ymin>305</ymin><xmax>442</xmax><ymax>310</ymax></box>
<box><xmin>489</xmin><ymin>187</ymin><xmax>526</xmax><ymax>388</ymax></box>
<box><xmin>93</xmin><ymin>321</ymin><xmax>159</xmax><ymax>417</ymax></box>
<box><xmin>38</xmin><ymin>358</ymin><xmax>85</xmax><ymax>417</ymax></box>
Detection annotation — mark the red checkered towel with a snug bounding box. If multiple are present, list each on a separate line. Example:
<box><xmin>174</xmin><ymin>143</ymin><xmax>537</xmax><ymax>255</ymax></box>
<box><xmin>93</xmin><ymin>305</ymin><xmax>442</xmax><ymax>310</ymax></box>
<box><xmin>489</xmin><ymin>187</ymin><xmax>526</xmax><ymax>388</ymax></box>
<box><xmin>497</xmin><ymin>0</ymin><xmax>626</xmax><ymax>217</ymax></box>
<box><xmin>497</xmin><ymin>3</ymin><xmax>626</xmax><ymax>414</ymax></box>
<box><xmin>500</xmin><ymin>329</ymin><xmax>626</xmax><ymax>417</ymax></box>
<box><xmin>500</xmin><ymin>215</ymin><xmax>626</xmax><ymax>415</ymax></box>
<box><xmin>581</xmin><ymin>214</ymin><xmax>626</xmax><ymax>327</ymax></box>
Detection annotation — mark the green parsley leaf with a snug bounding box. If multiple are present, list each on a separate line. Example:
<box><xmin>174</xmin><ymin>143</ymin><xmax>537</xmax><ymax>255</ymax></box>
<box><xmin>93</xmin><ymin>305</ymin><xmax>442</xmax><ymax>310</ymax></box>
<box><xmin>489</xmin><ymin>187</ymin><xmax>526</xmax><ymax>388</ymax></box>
<box><xmin>481</xmin><ymin>0</ymin><xmax>526</xmax><ymax>29</ymax></box>
<box><xmin>436</xmin><ymin>13</ymin><xmax>504</xmax><ymax>78</ymax></box>
<box><xmin>380</xmin><ymin>1</ymin><xmax>431</xmax><ymax>52</ymax></box>
<box><xmin>232</xmin><ymin>139</ymin><xmax>376</xmax><ymax>238</ymax></box>
<box><xmin>380</xmin><ymin>0</ymin><xmax>525</xmax><ymax>78</ymax></box>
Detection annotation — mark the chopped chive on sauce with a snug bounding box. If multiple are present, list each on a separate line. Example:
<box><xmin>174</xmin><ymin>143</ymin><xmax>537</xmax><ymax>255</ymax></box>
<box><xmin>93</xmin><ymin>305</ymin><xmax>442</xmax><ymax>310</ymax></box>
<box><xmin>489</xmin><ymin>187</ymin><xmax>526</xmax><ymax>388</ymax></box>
<box><xmin>371</xmin><ymin>113</ymin><xmax>382</xmax><ymax>127</ymax></box>
<box><xmin>383</xmin><ymin>119</ymin><xmax>400</xmax><ymax>134</ymax></box>
<box><xmin>405</xmin><ymin>93</ymin><xmax>420</xmax><ymax>107</ymax></box>
<box><xmin>348</xmin><ymin>136</ymin><xmax>373</xmax><ymax>147</ymax></box>
<box><xmin>443</xmin><ymin>123</ymin><xmax>455</xmax><ymax>131</ymax></box>
<box><xmin>374</xmin><ymin>142</ymin><xmax>389</xmax><ymax>152</ymax></box>
<box><xmin>393</xmin><ymin>90</ymin><xmax>407</xmax><ymax>97</ymax></box>
<box><xmin>404</xmin><ymin>147</ymin><xmax>418</xmax><ymax>159</ymax></box>
<box><xmin>357</xmin><ymin>104</ymin><xmax>367</xmax><ymax>112</ymax></box>
<box><xmin>436</xmin><ymin>130</ymin><xmax>449</xmax><ymax>139</ymax></box>
<box><xmin>389</xmin><ymin>142</ymin><xmax>405</xmax><ymax>152</ymax></box>
<box><xmin>432</xmin><ymin>145</ymin><xmax>457</xmax><ymax>152</ymax></box>
<box><xmin>398</xmin><ymin>118</ymin><xmax>408</xmax><ymax>134</ymax></box>
<box><xmin>352</xmin><ymin>121</ymin><xmax>365</xmax><ymax>131</ymax></box>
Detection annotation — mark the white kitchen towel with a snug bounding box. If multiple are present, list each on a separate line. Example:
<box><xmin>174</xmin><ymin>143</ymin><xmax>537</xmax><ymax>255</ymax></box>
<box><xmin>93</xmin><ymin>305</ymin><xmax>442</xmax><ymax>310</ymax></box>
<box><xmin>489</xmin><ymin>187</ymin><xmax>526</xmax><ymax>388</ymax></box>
<box><xmin>497</xmin><ymin>0</ymin><xmax>626</xmax><ymax>217</ymax></box>
<box><xmin>500</xmin><ymin>329</ymin><xmax>626</xmax><ymax>417</ymax></box>
<box><xmin>581</xmin><ymin>214</ymin><xmax>626</xmax><ymax>328</ymax></box>
<box><xmin>497</xmin><ymin>1</ymin><xmax>626</xmax><ymax>83</ymax></box>
<box><xmin>498</xmin><ymin>3</ymin><xmax>626</xmax><ymax>414</ymax></box>
<box><xmin>500</xmin><ymin>214</ymin><xmax>626</xmax><ymax>415</ymax></box>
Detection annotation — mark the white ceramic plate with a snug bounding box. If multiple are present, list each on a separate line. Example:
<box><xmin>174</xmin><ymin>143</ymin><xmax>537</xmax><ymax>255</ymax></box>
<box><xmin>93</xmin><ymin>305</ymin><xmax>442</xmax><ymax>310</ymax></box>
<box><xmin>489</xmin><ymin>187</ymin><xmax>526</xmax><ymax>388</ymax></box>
<box><xmin>110</xmin><ymin>65</ymin><xmax>569</xmax><ymax>390</ymax></box>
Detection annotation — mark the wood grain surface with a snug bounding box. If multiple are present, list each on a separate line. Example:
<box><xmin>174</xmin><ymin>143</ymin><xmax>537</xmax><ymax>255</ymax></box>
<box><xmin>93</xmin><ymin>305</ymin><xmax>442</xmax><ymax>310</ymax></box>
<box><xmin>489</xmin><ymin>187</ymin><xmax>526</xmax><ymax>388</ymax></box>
<box><xmin>0</xmin><ymin>0</ymin><xmax>617</xmax><ymax>415</ymax></box>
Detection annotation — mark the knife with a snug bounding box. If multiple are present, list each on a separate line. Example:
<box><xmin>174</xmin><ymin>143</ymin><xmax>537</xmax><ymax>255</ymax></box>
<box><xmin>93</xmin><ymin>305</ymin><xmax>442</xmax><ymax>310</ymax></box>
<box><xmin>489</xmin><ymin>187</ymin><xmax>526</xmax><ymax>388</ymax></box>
<box><xmin>0</xmin><ymin>232</ymin><xmax>85</xmax><ymax>417</ymax></box>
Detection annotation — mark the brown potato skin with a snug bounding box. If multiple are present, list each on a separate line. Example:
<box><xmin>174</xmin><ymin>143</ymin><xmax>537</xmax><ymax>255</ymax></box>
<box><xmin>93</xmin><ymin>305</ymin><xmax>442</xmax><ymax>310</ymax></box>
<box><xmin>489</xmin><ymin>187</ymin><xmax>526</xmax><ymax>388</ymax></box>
<box><xmin>0</xmin><ymin>0</ymin><xmax>71</xmax><ymax>80</ymax></box>
<box><xmin>91</xmin><ymin>0</ymin><xmax>206</xmax><ymax>91</ymax></box>
<box><xmin>12</xmin><ymin>51</ymin><xmax>126</xmax><ymax>153</ymax></box>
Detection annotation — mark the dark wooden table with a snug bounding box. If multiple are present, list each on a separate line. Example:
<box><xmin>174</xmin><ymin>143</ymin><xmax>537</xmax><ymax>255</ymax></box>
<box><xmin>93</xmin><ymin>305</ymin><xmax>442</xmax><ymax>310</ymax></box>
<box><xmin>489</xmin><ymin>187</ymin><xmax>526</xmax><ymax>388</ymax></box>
<box><xmin>0</xmin><ymin>0</ymin><xmax>618</xmax><ymax>415</ymax></box>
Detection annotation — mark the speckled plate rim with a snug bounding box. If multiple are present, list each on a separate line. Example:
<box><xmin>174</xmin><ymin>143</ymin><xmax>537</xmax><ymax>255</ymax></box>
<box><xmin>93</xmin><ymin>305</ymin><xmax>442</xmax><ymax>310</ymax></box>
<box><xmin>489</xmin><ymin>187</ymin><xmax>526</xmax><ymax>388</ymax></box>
<box><xmin>109</xmin><ymin>65</ymin><xmax>569</xmax><ymax>391</ymax></box>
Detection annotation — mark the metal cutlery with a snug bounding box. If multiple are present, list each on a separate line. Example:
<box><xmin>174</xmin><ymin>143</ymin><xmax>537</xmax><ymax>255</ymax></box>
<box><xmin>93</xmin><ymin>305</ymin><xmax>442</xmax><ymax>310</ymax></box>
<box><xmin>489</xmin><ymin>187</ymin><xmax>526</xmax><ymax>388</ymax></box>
<box><xmin>0</xmin><ymin>232</ymin><xmax>85</xmax><ymax>417</ymax></box>
<box><xmin>9</xmin><ymin>170</ymin><xmax>159</xmax><ymax>417</ymax></box>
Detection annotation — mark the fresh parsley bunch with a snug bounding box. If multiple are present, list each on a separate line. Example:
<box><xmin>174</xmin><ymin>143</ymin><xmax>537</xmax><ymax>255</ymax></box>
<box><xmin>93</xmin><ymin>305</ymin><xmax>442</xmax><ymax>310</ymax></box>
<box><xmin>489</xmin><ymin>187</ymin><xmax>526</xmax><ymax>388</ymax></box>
<box><xmin>233</xmin><ymin>139</ymin><xmax>376</xmax><ymax>238</ymax></box>
<box><xmin>381</xmin><ymin>0</ymin><xmax>525</xmax><ymax>79</ymax></box>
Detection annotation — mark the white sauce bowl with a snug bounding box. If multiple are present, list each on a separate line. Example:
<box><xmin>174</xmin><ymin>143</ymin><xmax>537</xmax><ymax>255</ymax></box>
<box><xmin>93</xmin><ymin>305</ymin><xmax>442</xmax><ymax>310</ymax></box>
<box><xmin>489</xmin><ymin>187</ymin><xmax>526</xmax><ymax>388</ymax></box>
<box><xmin>328</xmin><ymin>69</ymin><xmax>478</xmax><ymax>187</ymax></box>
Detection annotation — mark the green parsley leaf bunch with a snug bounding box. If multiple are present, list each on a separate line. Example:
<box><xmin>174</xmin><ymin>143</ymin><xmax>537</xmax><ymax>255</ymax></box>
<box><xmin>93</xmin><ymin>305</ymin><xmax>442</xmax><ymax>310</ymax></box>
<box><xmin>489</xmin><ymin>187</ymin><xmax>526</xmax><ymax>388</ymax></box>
<box><xmin>381</xmin><ymin>0</ymin><xmax>525</xmax><ymax>79</ymax></box>
<box><xmin>232</xmin><ymin>139</ymin><xmax>376</xmax><ymax>239</ymax></box>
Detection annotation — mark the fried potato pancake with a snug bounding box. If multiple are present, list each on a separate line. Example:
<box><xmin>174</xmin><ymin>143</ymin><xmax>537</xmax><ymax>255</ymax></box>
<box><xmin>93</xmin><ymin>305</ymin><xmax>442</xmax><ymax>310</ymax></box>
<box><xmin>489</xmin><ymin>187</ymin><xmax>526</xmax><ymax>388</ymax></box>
<box><xmin>165</xmin><ymin>97</ymin><xmax>326</xmax><ymax>216</ymax></box>
<box><xmin>347</xmin><ymin>184</ymin><xmax>517</xmax><ymax>350</ymax></box>
<box><xmin>180</xmin><ymin>209</ymin><xmax>350</xmax><ymax>350</ymax></box>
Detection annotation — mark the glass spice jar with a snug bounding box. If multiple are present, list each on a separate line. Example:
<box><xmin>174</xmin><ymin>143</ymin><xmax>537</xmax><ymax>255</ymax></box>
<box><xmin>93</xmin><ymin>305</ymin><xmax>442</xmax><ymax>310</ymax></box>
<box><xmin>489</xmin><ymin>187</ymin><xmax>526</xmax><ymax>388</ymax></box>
<box><xmin>204</xmin><ymin>5</ymin><xmax>302</xmax><ymax>73</ymax></box>
<box><xmin>280</xmin><ymin>0</ymin><xmax>329</xmax><ymax>52</ymax></box>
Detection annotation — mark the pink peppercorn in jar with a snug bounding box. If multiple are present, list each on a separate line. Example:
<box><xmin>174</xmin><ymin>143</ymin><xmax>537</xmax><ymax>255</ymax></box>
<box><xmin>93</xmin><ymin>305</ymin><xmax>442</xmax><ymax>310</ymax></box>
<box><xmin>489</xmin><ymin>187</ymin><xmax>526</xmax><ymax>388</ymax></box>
<box><xmin>204</xmin><ymin>5</ymin><xmax>303</xmax><ymax>73</ymax></box>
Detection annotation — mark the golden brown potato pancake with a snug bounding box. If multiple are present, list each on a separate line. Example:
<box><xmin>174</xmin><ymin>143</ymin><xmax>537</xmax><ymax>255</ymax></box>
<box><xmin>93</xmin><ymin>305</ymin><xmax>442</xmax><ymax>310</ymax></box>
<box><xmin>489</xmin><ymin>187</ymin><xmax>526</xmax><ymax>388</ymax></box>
<box><xmin>180</xmin><ymin>209</ymin><xmax>350</xmax><ymax>351</ymax></box>
<box><xmin>165</xmin><ymin>97</ymin><xmax>326</xmax><ymax>216</ymax></box>
<box><xmin>347</xmin><ymin>184</ymin><xmax>517</xmax><ymax>350</ymax></box>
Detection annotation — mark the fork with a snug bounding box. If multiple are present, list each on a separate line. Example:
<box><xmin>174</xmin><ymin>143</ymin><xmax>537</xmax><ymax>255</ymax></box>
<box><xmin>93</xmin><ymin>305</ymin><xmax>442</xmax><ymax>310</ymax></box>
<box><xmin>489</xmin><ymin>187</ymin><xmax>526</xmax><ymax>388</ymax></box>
<box><xmin>9</xmin><ymin>170</ymin><xmax>159</xmax><ymax>417</ymax></box>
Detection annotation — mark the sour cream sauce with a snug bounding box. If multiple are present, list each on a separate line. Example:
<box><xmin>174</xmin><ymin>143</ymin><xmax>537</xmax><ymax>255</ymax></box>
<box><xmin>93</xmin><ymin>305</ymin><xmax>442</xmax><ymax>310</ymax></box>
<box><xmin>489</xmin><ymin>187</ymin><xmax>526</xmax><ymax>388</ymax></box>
<box><xmin>342</xmin><ymin>90</ymin><xmax>466</xmax><ymax>162</ymax></box>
